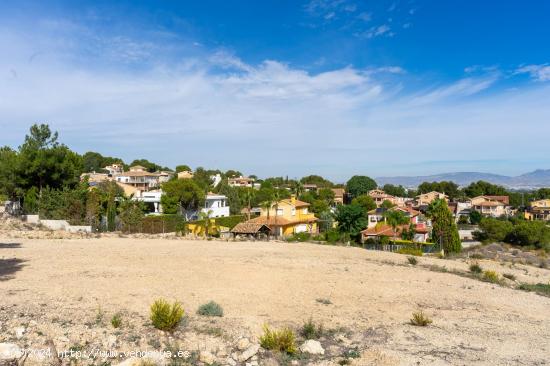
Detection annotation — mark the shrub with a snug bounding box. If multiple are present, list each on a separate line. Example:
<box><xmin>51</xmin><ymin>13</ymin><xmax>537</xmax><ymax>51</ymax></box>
<box><xmin>316</xmin><ymin>298</ymin><xmax>332</xmax><ymax>305</ymax></box>
<box><xmin>503</xmin><ymin>273</ymin><xmax>516</xmax><ymax>281</ymax></box>
<box><xmin>410</xmin><ymin>311</ymin><xmax>432</xmax><ymax>326</ymax></box>
<box><xmin>300</xmin><ymin>318</ymin><xmax>323</xmax><ymax>340</ymax></box>
<box><xmin>469</xmin><ymin>263</ymin><xmax>483</xmax><ymax>274</ymax></box>
<box><xmin>397</xmin><ymin>247</ymin><xmax>423</xmax><ymax>256</ymax></box>
<box><xmin>286</xmin><ymin>232</ymin><xmax>311</xmax><ymax>242</ymax></box>
<box><xmin>197</xmin><ymin>301</ymin><xmax>223</xmax><ymax>317</ymax></box>
<box><xmin>482</xmin><ymin>270</ymin><xmax>500</xmax><ymax>284</ymax></box>
<box><xmin>260</xmin><ymin>325</ymin><xmax>297</xmax><ymax>354</ymax></box>
<box><xmin>518</xmin><ymin>283</ymin><xmax>550</xmax><ymax>297</ymax></box>
<box><xmin>150</xmin><ymin>299</ymin><xmax>185</xmax><ymax>331</ymax></box>
<box><xmin>407</xmin><ymin>256</ymin><xmax>418</xmax><ymax>265</ymax></box>
<box><xmin>111</xmin><ymin>313</ymin><xmax>122</xmax><ymax>328</ymax></box>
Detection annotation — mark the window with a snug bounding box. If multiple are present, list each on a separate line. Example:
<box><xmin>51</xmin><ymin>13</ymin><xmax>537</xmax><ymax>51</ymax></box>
<box><xmin>302</xmin><ymin>208</ymin><xmax>308</xmax><ymax>214</ymax></box>
<box><xmin>291</xmin><ymin>208</ymin><xmax>296</xmax><ymax>216</ymax></box>
<box><xmin>277</xmin><ymin>208</ymin><xmax>283</xmax><ymax>216</ymax></box>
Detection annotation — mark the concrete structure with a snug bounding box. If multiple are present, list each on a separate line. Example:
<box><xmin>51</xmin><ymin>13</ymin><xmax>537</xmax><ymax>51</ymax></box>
<box><xmin>525</xmin><ymin>199</ymin><xmax>550</xmax><ymax>221</ymax></box>
<box><xmin>116</xmin><ymin>166</ymin><xmax>161</xmax><ymax>191</ymax></box>
<box><xmin>415</xmin><ymin>191</ymin><xmax>449</xmax><ymax>206</ymax></box>
<box><xmin>202</xmin><ymin>193</ymin><xmax>230</xmax><ymax>218</ymax></box>
<box><xmin>135</xmin><ymin>190</ymin><xmax>163</xmax><ymax>214</ymax></box>
<box><xmin>228</xmin><ymin>176</ymin><xmax>255</xmax><ymax>188</ymax></box>
<box><xmin>470</xmin><ymin>196</ymin><xmax>511</xmax><ymax>217</ymax></box>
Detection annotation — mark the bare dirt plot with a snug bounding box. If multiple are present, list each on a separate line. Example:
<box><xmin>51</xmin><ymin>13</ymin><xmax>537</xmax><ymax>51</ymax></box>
<box><xmin>1</xmin><ymin>237</ymin><xmax>549</xmax><ymax>365</ymax></box>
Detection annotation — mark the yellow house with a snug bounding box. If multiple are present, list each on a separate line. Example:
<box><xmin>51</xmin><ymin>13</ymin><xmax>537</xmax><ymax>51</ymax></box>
<box><xmin>415</xmin><ymin>191</ymin><xmax>448</xmax><ymax>206</ymax></box>
<box><xmin>525</xmin><ymin>199</ymin><xmax>550</xmax><ymax>221</ymax></box>
<box><xmin>246</xmin><ymin>195</ymin><xmax>318</xmax><ymax>237</ymax></box>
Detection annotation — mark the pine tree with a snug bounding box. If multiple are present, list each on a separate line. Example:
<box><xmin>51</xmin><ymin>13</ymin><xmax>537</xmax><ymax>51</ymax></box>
<box><xmin>428</xmin><ymin>199</ymin><xmax>462</xmax><ymax>254</ymax></box>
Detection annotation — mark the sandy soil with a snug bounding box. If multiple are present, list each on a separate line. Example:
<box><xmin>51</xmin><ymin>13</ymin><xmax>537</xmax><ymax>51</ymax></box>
<box><xmin>1</xmin><ymin>237</ymin><xmax>550</xmax><ymax>365</ymax></box>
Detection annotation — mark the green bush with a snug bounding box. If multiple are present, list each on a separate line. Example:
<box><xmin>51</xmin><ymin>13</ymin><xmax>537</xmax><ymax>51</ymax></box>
<box><xmin>482</xmin><ymin>270</ymin><xmax>500</xmax><ymax>284</ymax></box>
<box><xmin>300</xmin><ymin>318</ymin><xmax>323</xmax><ymax>340</ymax></box>
<box><xmin>197</xmin><ymin>301</ymin><xmax>223</xmax><ymax>317</ymax></box>
<box><xmin>518</xmin><ymin>283</ymin><xmax>550</xmax><ymax>297</ymax></box>
<box><xmin>150</xmin><ymin>299</ymin><xmax>185</xmax><ymax>331</ymax></box>
<box><xmin>111</xmin><ymin>313</ymin><xmax>122</xmax><ymax>328</ymax></box>
<box><xmin>469</xmin><ymin>263</ymin><xmax>483</xmax><ymax>274</ymax></box>
<box><xmin>410</xmin><ymin>311</ymin><xmax>432</xmax><ymax>326</ymax></box>
<box><xmin>407</xmin><ymin>256</ymin><xmax>418</xmax><ymax>265</ymax></box>
<box><xmin>286</xmin><ymin>232</ymin><xmax>311</xmax><ymax>242</ymax></box>
<box><xmin>260</xmin><ymin>325</ymin><xmax>297</xmax><ymax>354</ymax></box>
<box><xmin>397</xmin><ymin>247</ymin><xmax>423</xmax><ymax>256</ymax></box>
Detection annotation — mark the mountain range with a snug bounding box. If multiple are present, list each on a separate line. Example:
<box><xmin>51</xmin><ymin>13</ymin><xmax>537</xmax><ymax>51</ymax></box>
<box><xmin>376</xmin><ymin>169</ymin><xmax>550</xmax><ymax>189</ymax></box>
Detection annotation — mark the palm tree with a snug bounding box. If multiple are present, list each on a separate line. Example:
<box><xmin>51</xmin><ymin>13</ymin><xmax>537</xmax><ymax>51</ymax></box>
<box><xmin>243</xmin><ymin>188</ymin><xmax>255</xmax><ymax>220</ymax></box>
<box><xmin>293</xmin><ymin>181</ymin><xmax>304</xmax><ymax>198</ymax></box>
<box><xmin>198</xmin><ymin>210</ymin><xmax>213</xmax><ymax>238</ymax></box>
<box><xmin>383</xmin><ymin>210</ymin><xmax>409</xmax><ymax>236</ymax></box>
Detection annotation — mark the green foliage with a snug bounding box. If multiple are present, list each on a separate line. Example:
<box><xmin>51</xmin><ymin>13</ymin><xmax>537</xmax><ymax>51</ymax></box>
<box><xmin>118</xmin><ymin>198</ymin><xmax>146</xmax><ymax>233</ymax></box>
<box><xmin>469</xmin><ymin>210</ymin><xmax>483</xmax><ymax>225</ymax></box>
<box><xmin>23</xmin><ymin>186</ymin><xmax>39</xmax><ymax>214</ymax></box>
<box><xmin>346</xmin><ymin>175</ymin><xmax>377</xmax><ymax>199</ymax></box>
<box><xmin>469</xmin><ymin>263</ymin><xmax>483</xmax><ymax>274</ymax></box>
<box><xmin>397</xmin><ymin>247</ymin><xmax>423</xmax><ymax>256</ymax></box>
<box><xmin>351</xmin><ymin>194</ymin><xmax>376</xmax><ymax>213</ymax></box>
<box><xmin>317</xmin><ymin>211</ymin><xmax>334</xmax><ymax>232</ymax></box>
<box><xmin>428</xmin><ymin>199</ymin><xmax>462</xmax><ymax>254</ymax></box>
<box><xmin>407</xmin><ymin>256</ymin><xmax>418</xmax><ymax>265</ymax></box>
<box><xmin>482</xmin><ymin>270</ymin><xmax>500</xmax><ymax>284</ymax></box>
<box><xmin>130</xmin><ymin>159</ymin><xmax>169</xmax><ymax>173</ymax></box>
<box><xmin>150</xmin><ymin>299</ymin><xmax>185</xmax><ymax>331</ymax></box>
<box><xmin>175</xmin><ymin>165</ymin><xmax>192</xmax><ymax>173</ymax></box>
<box><xmin>286</xmin><ymin>232</ymin><xmax>311</xmax><ymax>242</ymax></box>
<box><xmin>410</xmin><ymin>311</ymin><xmax>432</xmax><ymax>326</ymax></box>
<box><xmin>300</xmin><ymin>175</ymin><xmax>333</xmax><ymax>188</ymax></box>
<box><xmin>197</xmin><ymin>301</ymin><xmax>224</xmax><ymax>317</ymax></box>
<box><xmin>161</xmin><ymin>179</ymin><xmax>204</xmax><ymax>217</ymax></box>
<box><xmin>474</xmin><ymin>218</ymin><xmax>513</xmax><ymax>242</ymax></box>
<box><xmin>380</xmin><ymin>200</ymin><xmax>395</xmax><ymax>209</ymax></box>
<box><xmin>417</xmin><ymin>181</ymin><xmax>461</xmax><ymax>200</ymax></box>
<box><xmin>259</xmin><ymin>325</ymin><xmax>297</xmax><ymax>354</ymax></box>
<box><xmin>111</xmin><ymin>313</ymin><xmax>122</xmax><ymax>328</ymax></box>
<box><xmin>382</xmin><ymin>184</ymin><xmax>407</xmax><ymax>197</ymax></box>
<box><xmin>518</xmin><ymin>283</ymin><xmax>550</xmax><ymax>297</ymax></box>
<box><xmin>300</xmin><ymin>318</ymin><xmax>324</xmax><ymax>340</ymax></box>
<box><xmin>0</xmin><ymin>147</ymin><xmax>20</xmax><ymax>199</ymax></box>
<box><xmin>383</xmin><ymin>209</ymin><xmax>409</xmax><ymax>229</ymax></box>
<box><xmin>475</xmin><ymin>218</ymin><xmax>550</xmax><ymax>249</ymax></box>
<box><xmin>83</xmin><ymin>151</ymin><xmax>124</xmax><ymax>173</ymax></box>
<box><xmin>463</xmin><ymin>180</ymin><xmax>508</xmax><ymax>198</ymax></box>
<box><xmin>334</xmin><ymin>203</ymin><xmax>367</xmax><ymax>240</ymax></box>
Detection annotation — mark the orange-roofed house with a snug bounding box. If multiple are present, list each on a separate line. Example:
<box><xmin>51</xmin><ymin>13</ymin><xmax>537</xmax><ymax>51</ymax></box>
<box><xmin>245</xmin><ymin>195</ymin><xmax>318</xmax><ymax>237</ymax></box>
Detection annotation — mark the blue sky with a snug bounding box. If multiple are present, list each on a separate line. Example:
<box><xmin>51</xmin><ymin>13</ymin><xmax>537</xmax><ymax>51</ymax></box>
<box><xmin>1</xmin><ymin>0</ymin><xmax>549</xmax><ymax>181</ymax></box>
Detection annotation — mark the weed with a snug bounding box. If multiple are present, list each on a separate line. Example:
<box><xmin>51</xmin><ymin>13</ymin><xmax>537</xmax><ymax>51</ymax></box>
<box><xmin>260</xmin><ymin>325</ymin><xmax>297</xmax><ymax>354</ymax></box>
<box><xmin>316</xmin><ymin>298</ymin><xmax>332</xmax><ymax>305</ymax></box>
<box><xmin>410</xmin><ymin>311</ymin><xmax>432</xmax><ymax>326</ymax></box>
<box><xmin>518</xmin><ymin>283</ymin><xmax>550</xmax><ymax>297</ymax></box>
<box><xmin>407</xmin><ymin>256</ymin><xmax>418</xmax><ymax>265</ymax></box>
<box><xmin>428</xmin><ymin>264</ymin><xmax>447</xmax><ymax>273</ymax></box>
<box><xmin>397</xmin><ymin>247</ymin><xmax>423</xmax><ymax>256</ymax></box>
<box><xmin>95</xmin><ymin>306</ymin><xmax>104</xmax><ymax>325</ymax></box>
<box><xmin>482</xmin><ymin>270</ymin><xmax>500</xmax><ymax>284</ymax></box>
<box><xmin>111</xmin><ymin>313</ymin><xmax>122</xmax><ymax>328</ymax></box>
<box><xmin>197</xmin><ymin>301</ymin><xmax>223</xmax><ymax>317</ymax></box>
<box><xmin>470</xmin><ymin>253</ymin><xmax>485</xmax><ymax>259</ymax></box>
<box><xmin>150</xmin><ymin>298</ymin><xmax>185</xmax><ymax>331</ymax></box>
<box><xmin>300</xmin><ymin>318</ymin><xmax>324</xmax><ymax>340</ymax></box>
<box><xmin>469</xmin><ymin>263</ymin><xmax>483</xmax><ymax>274</ymax></box>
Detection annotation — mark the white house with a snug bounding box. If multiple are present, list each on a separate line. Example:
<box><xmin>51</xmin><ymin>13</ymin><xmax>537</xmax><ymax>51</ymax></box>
<box><xmin>202</xmin><ymin>193</ymin><xmax>230</xmax><ymax>218</ymax></box>
<box><xmin>134</xmin><ymin>190</ymin><xmax>163</xmax><ymax>214</ymax></box>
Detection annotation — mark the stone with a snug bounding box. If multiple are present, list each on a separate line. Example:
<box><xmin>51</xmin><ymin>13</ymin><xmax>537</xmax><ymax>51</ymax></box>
<box><xmin>300</xmin><ymin>340</ymin><xmax>325</xmax><ymax>355</ymax></box>
<box><xmin>237</xmin><ymin>337</ymin><xmax>250</xmax><ymax>351</ymax></box>
<box><xmin>261</xmin><ymin>357</ymin><xmax>280</xmax><ymax>366</ymax></box>
<box><xmin>14</xmin><ymin>327</ymin><xmax>25</xmax><ymax>339</ymax></box>
<box><xmin>0</xmin><ymin>343</ymin><xmax>23</xmax><ymax>361</ymax></box>
<box><xmin>200</xmin><ymin>351</ymin><xmax>216</xmax><ymax>365</ymax></box>
<box><xmin>238</xmin><ymin>344</ymin><xmax>260</xmax><ymax>362</ymax></box>
<box><xmin>226</xmin><ymin>357</ymin><xmax>237</xmax><ymax>366</ymax></box>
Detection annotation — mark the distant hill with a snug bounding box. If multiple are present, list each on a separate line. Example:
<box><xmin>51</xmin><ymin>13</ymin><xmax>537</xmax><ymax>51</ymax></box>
<box><xmin>376</xmin><ymin>169</ymin><xmax>550</xmax><ymax>189</ymax></box>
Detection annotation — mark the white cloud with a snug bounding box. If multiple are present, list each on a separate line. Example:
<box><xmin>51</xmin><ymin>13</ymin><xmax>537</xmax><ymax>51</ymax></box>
<box><xmin>1</xmin><ymin>20</ymin><xmax>549</xmax><ymax>179</ymax></box>
<box><xmin>515</xmin><ymin>64</ymin><xmax>550</xmax><ymax>82</ymax></box>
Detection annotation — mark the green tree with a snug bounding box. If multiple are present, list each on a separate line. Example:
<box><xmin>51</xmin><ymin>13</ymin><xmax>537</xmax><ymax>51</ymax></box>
<box><xmin>427</xmin><ymin>199</ymin><xmax>462</xmax><ymax>254</ymax></box>
<box><xmin>351</xmin><ymin>194</ymin><xmax>376</xmax><ymax>214</ymax></box>
<box><xmin>469</xmin><ymin>210</ymin><xmax>482</xmax><ymax>225</ymax></box>
<box><xmin>118</xmin><ymin>198</ymin><xmax>145</xmax><ymax>233</ymax></box>
<box><xmin>383</xmin><ymin>210</ymin><xmax>409</xmax><ymax>231</ymax></box>
<box><xmin>318</xmin><ymin>188</ymin><xmax>335</xmax><ymax>203</ymax></box>
<box><xmin>0</xmin><ymin>147</ymin><xmax>20</xmax><ymax>199</ymax></box>
<box><xmin>129</xmin><ymin>159</ymin><xmax>169</xmax><ymax>173</ymax></box>
<box><xmin>346</xmin><ymin>175</ymin><xmax>377</xmax><ymax>199</ymax></box>
<box><xmin>382</xmin><ymin>184</ymin><xmax>407</xmax><ymax>197</ymax></box>
<box><xmin>417</xmin><ymin>181</ymin><xmax>461</xmax><ymax>200</ymax></box>
<box><xmin>300</xmin><ymin>175</ymin><xmax>333</xmax><ymax>188</ymax></box>
<box><xmin>380</xmin><ymin>200</ymin><xmax>395</xmax><ymax>209</ymax></box>
<box><xmin>175</xmin><ymin>165</ymin><xmax>192</xmax><ymax>173</ymax></box>
<box><xmin>334</xmin><ymin>203</ymin><xmax>367</xmax><ymax>241</ymax></box>
<box><xmin>161</xmin><ymin>179</ymin><xmax>204</xmax><ymax>219</ymax></box>
<box><xmin>463</xmin><ymin>180</ymin><xmax>508</xmax><ymax>198</ymax></box>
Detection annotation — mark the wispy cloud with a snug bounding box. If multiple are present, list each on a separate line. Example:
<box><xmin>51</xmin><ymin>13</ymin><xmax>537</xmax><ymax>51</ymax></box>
<box><xmin>514</xmin><ymin>64</ymin><xmax>550</xmax><ymax>82</ymax></box>
<box><xmin>1</xmin><ymin>16</ymin><xmax>549</xmax><ymax>179</ymax></box>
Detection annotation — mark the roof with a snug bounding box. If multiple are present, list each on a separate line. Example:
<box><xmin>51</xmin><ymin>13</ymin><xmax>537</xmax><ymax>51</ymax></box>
<box><xmin>396</xmin><ymin>206</ymin><xmax>420</xmax><ymax>217</ymax></box>
<box><xmin>279</xmin><ymin>198</ymin><xmax>310</xmax><ymax>208</ymax></box>
<box><xmin>248</xmin><ymin>215</ymin><xmax>317</xmax><ymax>226</ymax></box>
<box><xmin>476</xmin><ymin>200</ymin><xmax>505</xmax><ymax>207</ymax></box>
<box><xmin>129</xmin><ymin>165</ymin><xmax>146</xmax><ymax>171</ymax></box>
<box><xmin>331</xmin><ymin>188</ymin><xmax>345</xmax><ymax>196</ymax></box>
<box><xmin>231</xmin><ymin>222</ymin><xmax>271</xmax><ymax>234</ymax></box>
<box><xmin>120</xmin><ymin>171</ymin><xmax>159</xmax><ymax>177</ymax></box>
<box><xmin>483</xmin><ymin>195</ymin><xmax>510</xmax><ymax>205</ymax></box>
<box><xmin>361</xmin><ymin>224</ymin><xmax>402</xmax><ymax>237</ymax></box>
<box><xmin>417</xmin><ymin>191</ymin><xmax>448</xmax><ymax>198</ymax></box>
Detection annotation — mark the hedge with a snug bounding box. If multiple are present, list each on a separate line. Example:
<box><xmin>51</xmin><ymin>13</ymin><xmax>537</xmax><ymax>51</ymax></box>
<box><xmin>141</xmin><ymin>215</ymin><xmax>186</xmax><ymax>234</ymax></box>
